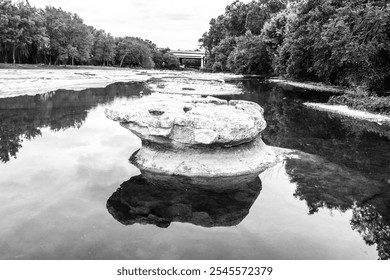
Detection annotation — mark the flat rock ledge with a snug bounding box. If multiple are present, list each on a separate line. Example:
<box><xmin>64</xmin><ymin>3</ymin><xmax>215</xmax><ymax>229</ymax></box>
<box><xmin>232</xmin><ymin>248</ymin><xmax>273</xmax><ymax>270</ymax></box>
<box><xmin>268</xmin><ymin>78</ymin><xmax>345</xmax><ymax>93</ymax></box>
<box><xmin>105</xmin><ymin>96</ymin><xmax>278</xmax><ymax>177</ymax></box>
<box><xmin>148</xmin><ymin>76</ymin><xmax>242</xmax><ymax>96</ymax></box>
<box><xmin>305</xmin><ymin>103</ymin><xmax>390</xmax><ymax>124</ymax></box>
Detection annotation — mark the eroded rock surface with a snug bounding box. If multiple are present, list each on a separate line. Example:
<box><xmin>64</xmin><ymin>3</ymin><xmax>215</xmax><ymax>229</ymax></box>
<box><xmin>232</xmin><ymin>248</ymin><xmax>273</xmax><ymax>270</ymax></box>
<box><xmin>105</xmin><ymin>96</ymin><xmax>266</xmax><ymax>146</ymax></box>
<box><xmin>105</xmin><ymin>96</ymin><xmax>278</xmax><ymax>177</ymax></box>
<box><xmin>147</xmin><ymin>76</ymin><xmax>242</xmax><ymax>96</ymax></box>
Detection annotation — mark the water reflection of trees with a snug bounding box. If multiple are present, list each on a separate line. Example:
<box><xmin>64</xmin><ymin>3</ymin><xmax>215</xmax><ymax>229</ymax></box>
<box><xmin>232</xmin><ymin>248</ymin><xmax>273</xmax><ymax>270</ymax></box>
<box><xmin>0</xmin><ymin>116</ymin><xmax>41</xmax><ymax>163</ymax></box>
<box><xmin>284</xmin><ymin>152</ymin><xmax>390</xmax><ymax>260</ymax></box>
<box><xmin>236</xmin><ymin>80</ymin><xmax>390</xmax><ymax>185</ymax></box>
<box><xmin>218</xmin><ymin>80</ymin><xmax>390</xmax><ymax>258</ymax></box>
<box><xmin>352</xmin><ymin>204</ymin><xmax>390</xmax><ymax>260</ymax></box>
<box><xmin>107</xmin><ymin>173</ymin><xmax>262</xmax><ymax>228</ymax></box>
<box><xmin>232</xmin><ymin>79</ymin><xmax>390</xmax><ymax>259</ymax></box>
<box><xmin>0</xmin><ymin>82</ymin><xmax>148</xmax><ymax>163</ymax></box>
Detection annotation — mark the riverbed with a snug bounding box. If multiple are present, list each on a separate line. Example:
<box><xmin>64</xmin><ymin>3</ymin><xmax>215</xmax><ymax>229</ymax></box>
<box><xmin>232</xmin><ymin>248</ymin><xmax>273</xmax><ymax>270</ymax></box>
<box><xmin>0</xmin><ymin>70</ymin><xmax>389</xmax><ymax>259</ymax></box>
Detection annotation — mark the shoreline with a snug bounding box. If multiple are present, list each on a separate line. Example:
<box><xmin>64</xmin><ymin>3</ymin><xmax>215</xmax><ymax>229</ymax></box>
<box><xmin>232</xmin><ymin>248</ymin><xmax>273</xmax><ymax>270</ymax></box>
<box><xmin>267</xmin><ymin>77</ymin><xmax>346</xmax><ymax>93</ymax></box>
<box><xmin>1</xmin><ymin>67</ymin><xmax>388</xmax><ymax>122</ymax></box>
<box><xmin>268</xmin><ymin>77</ymin><xmax>390</xmax><ymax>119</ymax></box>
<box><xmin>0</xmin><ymin>67</ymin><xmax>243</xmax><ymax>98</ymax></box>
<box><xmin>0</xmin><ymin>63</ymin><xmax>149</xmax><ymax>71</ymax></box>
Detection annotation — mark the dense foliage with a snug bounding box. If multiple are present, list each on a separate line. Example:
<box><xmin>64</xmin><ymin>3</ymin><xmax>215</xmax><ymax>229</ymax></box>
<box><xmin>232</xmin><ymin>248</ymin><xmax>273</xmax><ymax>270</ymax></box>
<box><xmin>199</xmin><ymin>0</ymin><xmax>390</xmax><ymax>92</ymax></box>
<box><xmin>0</xmin><ymin>0</ymin><xmax>179</xmax><ymax>68</ymax></box>
<box><xmin>329</xmin><ymin>91</ymin><xmax>390</xmax><ymax>115</ymax></box>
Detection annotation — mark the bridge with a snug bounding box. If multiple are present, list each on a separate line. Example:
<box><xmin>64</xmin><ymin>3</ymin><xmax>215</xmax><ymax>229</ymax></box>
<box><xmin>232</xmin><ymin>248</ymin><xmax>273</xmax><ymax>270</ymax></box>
<box><xmin>169</xmin><ymin>50</ymin><xmax>206</xmax><ymax>68</ymax></box>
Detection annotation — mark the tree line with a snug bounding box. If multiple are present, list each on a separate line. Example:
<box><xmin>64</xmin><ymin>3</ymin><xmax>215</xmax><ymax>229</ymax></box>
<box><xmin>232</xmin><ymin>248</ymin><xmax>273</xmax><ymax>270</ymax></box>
<box><xmin>0</xmin><ymin>0</ymin><xmax>180</xmax><ymax>68</ymax></box>
<box><xmin>199</xmin><ymin>0</ymin><xmax>390</xmax><ymax>92</ymax></box>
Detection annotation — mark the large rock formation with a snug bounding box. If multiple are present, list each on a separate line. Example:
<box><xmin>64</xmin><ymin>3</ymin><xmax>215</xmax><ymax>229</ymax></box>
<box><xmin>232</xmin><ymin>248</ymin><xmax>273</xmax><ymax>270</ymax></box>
<box><xmin>147</xmin><ymin>76</ymin><xmax>242</xmax><ymax>96</ymax></box>
<box><xmin>105</xmin><ymin>96</ymin><xmax>278</xmax><ymax>177</ymax></box>
<box><xmin>106</xmin><ymin>172</ymin><xmax>262</xmax><ymax>228</ymax></box>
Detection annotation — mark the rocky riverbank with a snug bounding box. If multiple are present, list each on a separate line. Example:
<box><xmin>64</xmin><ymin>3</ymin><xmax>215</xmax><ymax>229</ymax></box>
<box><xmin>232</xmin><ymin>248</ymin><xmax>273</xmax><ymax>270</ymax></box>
<box><xmin>268</xmin><ymin>77</ymin><xmax>346</xmax><ymax>93</ymax></box>
<box><xmin>0</xmin><ymin>67</ymin><xmax>243</xmax><ymax>98</ymax></box>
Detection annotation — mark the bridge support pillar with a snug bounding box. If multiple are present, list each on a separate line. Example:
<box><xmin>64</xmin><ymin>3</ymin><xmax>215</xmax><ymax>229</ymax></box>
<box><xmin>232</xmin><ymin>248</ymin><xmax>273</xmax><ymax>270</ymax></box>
<box><xmin>200</xmin><ymin>57</ymin><xmax>204</xmax><ymax>68</ymax></box>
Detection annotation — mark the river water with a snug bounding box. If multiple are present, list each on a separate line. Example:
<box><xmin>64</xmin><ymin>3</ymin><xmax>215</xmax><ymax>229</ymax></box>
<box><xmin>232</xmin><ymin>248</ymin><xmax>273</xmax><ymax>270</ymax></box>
<box><xmin>0</xmin><ymin>79</ymin><xmax>389</xmax><ymax>260</ymax></box>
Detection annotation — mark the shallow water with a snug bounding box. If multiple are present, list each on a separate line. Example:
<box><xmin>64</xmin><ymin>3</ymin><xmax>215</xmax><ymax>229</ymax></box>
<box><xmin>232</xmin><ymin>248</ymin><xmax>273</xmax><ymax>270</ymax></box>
<box><xmin>0</xmin><ymin>79</ymin><xmax>389</xmax><ymax>259</ymax></box>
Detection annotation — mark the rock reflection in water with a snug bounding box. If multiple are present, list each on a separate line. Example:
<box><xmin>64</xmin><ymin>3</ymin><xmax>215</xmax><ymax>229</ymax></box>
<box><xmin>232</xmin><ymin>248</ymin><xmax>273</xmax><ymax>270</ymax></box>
<box><xmin>284</xmin><ymin>151</ymin><xmax>390</xmax><ymax>259</ymax></box>
<box><xmin>107</xmin><ymin>173</ymin><xmax>262</xmax><ymax>228</ymax></box>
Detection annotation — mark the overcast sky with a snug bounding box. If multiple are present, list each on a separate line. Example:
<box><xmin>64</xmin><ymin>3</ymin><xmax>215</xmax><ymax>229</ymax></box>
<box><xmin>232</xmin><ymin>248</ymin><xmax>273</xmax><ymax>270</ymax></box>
<box><xmin>29</xmin><ymin>0</ymin><xmax>250</xmax><ymax>50</ymax></box>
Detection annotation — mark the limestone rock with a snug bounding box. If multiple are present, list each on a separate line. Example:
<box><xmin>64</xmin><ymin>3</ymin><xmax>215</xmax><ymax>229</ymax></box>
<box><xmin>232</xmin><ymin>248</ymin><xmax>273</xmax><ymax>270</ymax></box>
<box><xmin>147</xmin><ymin>76</ymin><xmax>243</xmax><ymax>96</ymax></box>
<box><xmin>130</xmin><ymin>135</ymin><xmax>278</xmax><ymax>177</ymax></box>
<box><xmin>105</xmin><ymin>96</ymin><xmax>266</xmax><ymax>147</ymax></box>
<box><xmin>105</xmin><ymin>96</ymin><xmax>279</xmax><ymax>177</ymax></box>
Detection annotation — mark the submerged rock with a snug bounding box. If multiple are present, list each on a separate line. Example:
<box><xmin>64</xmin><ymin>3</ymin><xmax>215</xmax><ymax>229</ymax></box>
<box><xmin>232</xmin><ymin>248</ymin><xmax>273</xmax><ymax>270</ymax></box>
<box><xmin>105</xmin><ymin>96</ymin><xmax>278</xmax><ymax>177</ymax></box>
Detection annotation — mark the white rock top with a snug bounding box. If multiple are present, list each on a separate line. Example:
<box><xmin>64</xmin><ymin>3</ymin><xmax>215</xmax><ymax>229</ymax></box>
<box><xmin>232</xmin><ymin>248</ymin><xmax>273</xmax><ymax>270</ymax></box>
<box><xmin>105</xmin><ymin>96</ymin><xmax>266</xmax><ymax>146</ymax></box>
<box><xmin>0</xmin><ymin>68</ymin><xmax>150</xmax><ymax>98</ymax></box>
<box><xmin>148</xmin><ymin>76</ymin><xmax>242</xmax><ymax>96</ymax></box>
<box><xmin>304</xmin><ymin>103</ymin><xmax>390</xmax><ymax>125</ymax></box>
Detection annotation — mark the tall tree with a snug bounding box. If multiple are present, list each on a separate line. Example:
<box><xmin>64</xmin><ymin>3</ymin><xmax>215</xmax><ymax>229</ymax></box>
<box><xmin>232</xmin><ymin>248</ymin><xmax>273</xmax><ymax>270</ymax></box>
<box><xmin>44</xmin><ymin>6</ymin><xmax>93</xmax><ymax>65</ymax></box>
<box><xmin>0</xmin><ymin>0</ymin><xmax>14</xmax><ymax>62</ymax></box>
<box><xmin>210</xmin><ymin>36</ymin><xmax>236</xmax><ymax>72</ymax></box>
<box><xmin>115</xmin><ymin>37</ymin><xmax>154</xmax><ymax>68</ymax></box>
<box><xmin>227</xmin><ymin>33</ymin><xmax>272</xmax><ymax>74</ymax></box>
<box><xmin>92</xmin><ymin>30</ymin><xmax>115</xmax><ymax>66</ymax></box>
<box><xmin>0</xmin><ymin>1</ymin><xmax>47</xmax><ymax>64</ymax></box>
<box><xmin>314</xmin><ymin>0</ymin><xmax>390</xmax><ymax>89</ymax></box>
<box><xmin>198</xmin><ymin>15</ymin><xmax>226</xmax><ymax>56</ymax></box>
<box><xmin>223</xmin><ymin>0</ymin><xmax>249</xmax><ymax>37</ymax></box>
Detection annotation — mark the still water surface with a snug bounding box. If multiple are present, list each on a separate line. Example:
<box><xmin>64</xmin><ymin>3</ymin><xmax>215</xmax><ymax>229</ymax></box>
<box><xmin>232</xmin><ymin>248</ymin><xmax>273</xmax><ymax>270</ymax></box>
<box><xmin>0</xmin><ymin>79</ymin><xmax>389</xmax><ymax>259</ymax></box>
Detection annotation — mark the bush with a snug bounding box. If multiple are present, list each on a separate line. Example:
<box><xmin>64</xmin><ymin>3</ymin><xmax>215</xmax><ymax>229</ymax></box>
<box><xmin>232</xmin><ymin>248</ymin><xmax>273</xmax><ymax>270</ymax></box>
<box><xmin>227</xmin><ymin>34</ymin><xmax>272</xmax><ymax>74</ymax></box>
<box><xmin>162</xmin><ymin>53</ymin><xmax>180</xmax><ymax>69</ymax></box>
<box><xmin>329</xmin><ymin>92</ymin><xmax>390</xmax><ymax>115</ymax></box>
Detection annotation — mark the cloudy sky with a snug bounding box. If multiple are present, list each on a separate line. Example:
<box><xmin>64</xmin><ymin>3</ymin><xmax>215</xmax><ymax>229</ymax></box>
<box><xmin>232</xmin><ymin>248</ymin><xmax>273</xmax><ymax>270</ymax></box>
<box><xmin>29</xmin><ymin>0</ymin><xmax>250</xmax><ymax>50</ymax></box>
